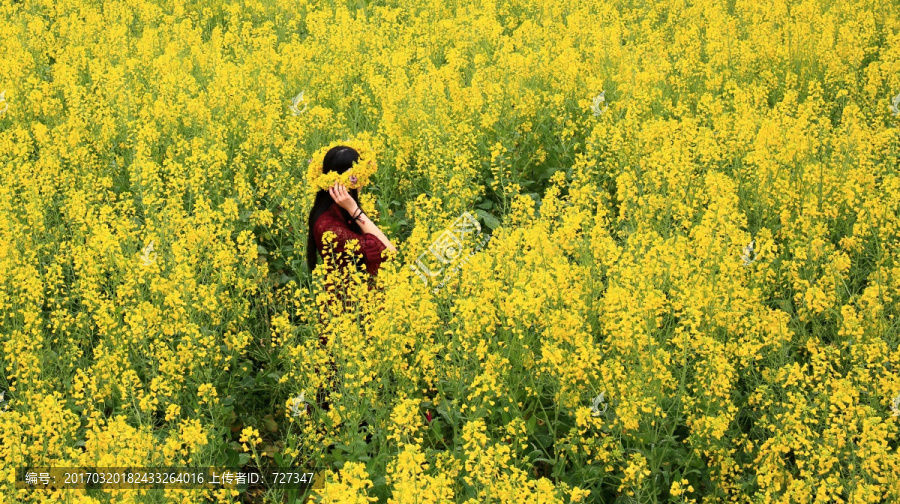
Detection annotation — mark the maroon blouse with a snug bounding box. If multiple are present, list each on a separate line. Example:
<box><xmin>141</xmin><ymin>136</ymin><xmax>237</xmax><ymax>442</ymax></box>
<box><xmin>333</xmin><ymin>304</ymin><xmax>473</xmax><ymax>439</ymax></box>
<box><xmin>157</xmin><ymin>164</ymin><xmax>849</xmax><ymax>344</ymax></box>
<box><xmin>312</xmin><ymin>203</ymin><xmax>387</xmax><ymax>276</ymax></box>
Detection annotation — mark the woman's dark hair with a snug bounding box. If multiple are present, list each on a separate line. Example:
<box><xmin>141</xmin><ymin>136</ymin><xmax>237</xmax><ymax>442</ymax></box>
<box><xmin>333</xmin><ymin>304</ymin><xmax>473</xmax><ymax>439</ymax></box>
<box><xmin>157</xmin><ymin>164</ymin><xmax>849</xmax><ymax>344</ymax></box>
<box><xmin>307</xmin><ymin>145</ymin><xmax>362</xmax><ymax>272</ymax></box>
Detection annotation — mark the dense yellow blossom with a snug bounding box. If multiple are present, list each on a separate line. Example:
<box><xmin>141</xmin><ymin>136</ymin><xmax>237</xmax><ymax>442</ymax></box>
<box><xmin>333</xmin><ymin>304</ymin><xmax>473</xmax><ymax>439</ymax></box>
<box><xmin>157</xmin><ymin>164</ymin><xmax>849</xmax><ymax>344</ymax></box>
<box><xmin>1</xmin><ymin>0</ymin><xmax>899</xmax><ymax>502</ymax></box>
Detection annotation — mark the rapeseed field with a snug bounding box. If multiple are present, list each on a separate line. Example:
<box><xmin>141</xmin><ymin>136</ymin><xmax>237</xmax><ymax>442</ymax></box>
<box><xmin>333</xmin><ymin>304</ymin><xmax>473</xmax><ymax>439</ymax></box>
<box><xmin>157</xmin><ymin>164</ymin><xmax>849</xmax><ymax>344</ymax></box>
<box><xmin>1</xmin><ymin>0</ymin><xmax>899</xmax><ymax>502</ymax></box>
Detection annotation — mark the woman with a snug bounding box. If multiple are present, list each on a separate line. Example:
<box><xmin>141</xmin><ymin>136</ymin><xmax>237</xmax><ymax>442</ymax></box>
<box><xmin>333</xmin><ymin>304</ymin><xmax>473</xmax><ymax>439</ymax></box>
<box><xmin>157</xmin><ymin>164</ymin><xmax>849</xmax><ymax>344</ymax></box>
<box><xmin>306</xmin><ymin>144</ymin><xmax>395</xmax><ymax>417</ymax></box>
<box><xmin>306</xmin><ymin>145</ymin><xmax>397</xmax><ymax>277</ymax></box>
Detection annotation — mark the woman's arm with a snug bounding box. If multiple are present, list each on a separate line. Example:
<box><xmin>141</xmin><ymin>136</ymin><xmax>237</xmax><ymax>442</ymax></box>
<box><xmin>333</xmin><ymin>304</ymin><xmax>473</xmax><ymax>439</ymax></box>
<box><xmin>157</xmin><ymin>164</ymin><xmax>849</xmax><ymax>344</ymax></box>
<box><xmin>329</xmin><ymin>183</ymin><xmax>398</xmax><ymax>254</ymax></box>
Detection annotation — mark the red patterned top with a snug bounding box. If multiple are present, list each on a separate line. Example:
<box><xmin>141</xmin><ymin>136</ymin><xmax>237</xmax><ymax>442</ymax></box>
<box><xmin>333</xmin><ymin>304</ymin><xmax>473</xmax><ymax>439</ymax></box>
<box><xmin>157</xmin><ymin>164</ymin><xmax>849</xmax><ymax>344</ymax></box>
<box><xmin>312</xmin><ymin>203</ymin><xmax>387</xmax><ymax>276</ymax></box>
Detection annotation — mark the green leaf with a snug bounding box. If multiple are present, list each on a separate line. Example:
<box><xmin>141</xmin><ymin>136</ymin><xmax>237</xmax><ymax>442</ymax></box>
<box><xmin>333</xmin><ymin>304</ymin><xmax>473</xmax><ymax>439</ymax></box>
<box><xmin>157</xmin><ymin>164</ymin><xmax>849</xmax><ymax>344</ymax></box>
<box><xmin>223</xmin><ymin>446</ymin><xmax>239</xmax><ymax>466</ymax></box>
<box><xmin>476</xmin><ymin>198</ymin><xmax>493</xmax><ymax>210</ymax></box>
<box><xmin>474</xmin><ymin>209</ymin><xmax>501</xmax><ymax>230</ymax></box>
<box><xmin>436</xmin><ymin>407</ymin><xmax>455</xmax><ymax>425</ymax></box>
<box><xmin>257</xmin><ymin>244</ymin><xmax>268</xmax><ymax>255</ymax></box>
<box><xmin>536</xmin><ymin>433</ymin><xmax>554</xmax><ymax>449</ymax></box>
<box><xmin>263</xmin><ymin>414</ymin><xmax>278</xmax><ymax>433</ymax></box>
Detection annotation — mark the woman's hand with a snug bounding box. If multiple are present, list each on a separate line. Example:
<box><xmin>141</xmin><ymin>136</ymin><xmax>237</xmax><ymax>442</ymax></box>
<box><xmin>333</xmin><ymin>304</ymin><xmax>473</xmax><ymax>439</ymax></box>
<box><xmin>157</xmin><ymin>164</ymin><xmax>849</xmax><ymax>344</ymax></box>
<box><xmin>329</xmin><ymin>182</ymin><xmax>397</xmax><ymax>254</ymax></box>
<box><xmin>329</xmin><ymin>182</ymin><xmax>359</xmax><ymax>215</ymax></box>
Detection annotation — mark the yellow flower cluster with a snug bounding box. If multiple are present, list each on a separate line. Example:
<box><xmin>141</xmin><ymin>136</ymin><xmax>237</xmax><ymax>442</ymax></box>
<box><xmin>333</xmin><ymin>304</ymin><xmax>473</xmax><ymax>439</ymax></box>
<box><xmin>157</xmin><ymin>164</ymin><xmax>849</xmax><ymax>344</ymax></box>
<box><xmin>306</xmin><ymin>134</ymin><xmax>379</xmax><ymax>194</ymax></box>
<box><xmin>316</xmin><ymin>462</ymin><xmax>377</xmax><ymax>504</ymax></box>
<box><xmin>239</xmin><ymin>426</ymin><xmax>262</xmax><ymax>453</ymax></box>
<box><xmin>2</xmin><ymin>0</ymin><xmax>900</xmax><ymax>502</ymax></box>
